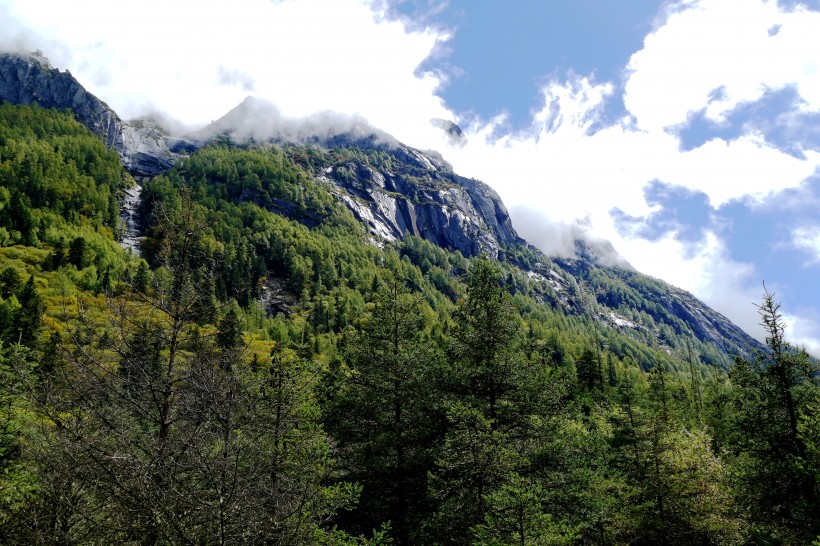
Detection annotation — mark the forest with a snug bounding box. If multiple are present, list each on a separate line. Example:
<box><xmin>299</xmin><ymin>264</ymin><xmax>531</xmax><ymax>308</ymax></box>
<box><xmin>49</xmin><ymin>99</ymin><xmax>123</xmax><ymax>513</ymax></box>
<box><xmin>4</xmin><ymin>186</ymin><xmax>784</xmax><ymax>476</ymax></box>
<box><xmin>0</xmin><ymin>103</ymin><xmax>818</xmax><ymax>545</ymax></box>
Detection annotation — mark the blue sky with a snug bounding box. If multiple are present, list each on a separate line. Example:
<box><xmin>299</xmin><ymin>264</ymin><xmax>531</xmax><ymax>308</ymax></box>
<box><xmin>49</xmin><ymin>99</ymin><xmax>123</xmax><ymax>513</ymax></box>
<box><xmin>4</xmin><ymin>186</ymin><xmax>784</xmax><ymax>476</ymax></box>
<box><xmin>2</xmin><ymin>0</ymin><xmax>820</xmax><ymax>351</ymax></box>
<box><xmin>387</xmin><ymin>0</ymin><xmax>663</xmax><ymax>130</ymax></box>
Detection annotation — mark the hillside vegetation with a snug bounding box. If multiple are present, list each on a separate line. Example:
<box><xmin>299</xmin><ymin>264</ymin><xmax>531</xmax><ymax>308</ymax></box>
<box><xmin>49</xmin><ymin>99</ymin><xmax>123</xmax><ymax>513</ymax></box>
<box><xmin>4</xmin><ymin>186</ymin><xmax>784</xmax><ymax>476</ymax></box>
<box><xmin>0</xmin><ymin>104</ymin><xmax>818</xmax><ymax>545</ymax></box>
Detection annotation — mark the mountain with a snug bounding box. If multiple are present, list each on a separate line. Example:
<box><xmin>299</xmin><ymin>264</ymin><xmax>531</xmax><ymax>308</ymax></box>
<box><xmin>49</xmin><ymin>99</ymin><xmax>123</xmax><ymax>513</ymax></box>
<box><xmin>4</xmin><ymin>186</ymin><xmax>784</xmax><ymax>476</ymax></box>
<box><xmin>0</xmin><ymin>51</ymin><xmax>176</xmax><ymax>179</ymax></box>
<box><xmin>176</xmin><ymin>95</ymin><xmax>520</xmax><ymax>258</ymax></box>
<box><xmin>0</xmin><ymin>51</ymin><xmax>762</xmax><ymax>363</ymax></box>
<box><xmin>192</xmin><ymin>97</ymin><xmax>763</xmax><ymax>363</ymax></box>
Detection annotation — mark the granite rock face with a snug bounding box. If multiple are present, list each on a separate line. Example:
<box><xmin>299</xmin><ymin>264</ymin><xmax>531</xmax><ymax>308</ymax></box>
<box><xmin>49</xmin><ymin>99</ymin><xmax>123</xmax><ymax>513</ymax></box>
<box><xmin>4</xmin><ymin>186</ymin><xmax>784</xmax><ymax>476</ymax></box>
<box><xmin>198</xmin><ymin>96</ymin><xmax>521</xmax><ymax>258</ymax></box>
<box><xmin>0</xmin><ymin>52</ymin><xmax>122</xmax><ymax>145</ymax></box>
<box><xmin>317</xmin><ymin>143</ymin><xmax>521</xmax><ymax>258</ymax></box>
<box><xmin>119</xmin><ymin>121</ymin><xmax>176</xmax><ymax>179</ymax></box>
<box><xmin>0</xmin><ymin>52</ymin><xmax>176</xmax><ymax>179</ymax></box>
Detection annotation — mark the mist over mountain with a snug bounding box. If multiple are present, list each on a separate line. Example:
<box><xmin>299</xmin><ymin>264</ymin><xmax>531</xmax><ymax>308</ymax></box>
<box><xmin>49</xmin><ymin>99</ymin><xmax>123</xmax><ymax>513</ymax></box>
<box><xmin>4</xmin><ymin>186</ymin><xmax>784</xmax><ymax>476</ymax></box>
<box><xmin>193</xmin><ymin>96</ymin><xmax>400</xmax><ymax>148</ymax></box>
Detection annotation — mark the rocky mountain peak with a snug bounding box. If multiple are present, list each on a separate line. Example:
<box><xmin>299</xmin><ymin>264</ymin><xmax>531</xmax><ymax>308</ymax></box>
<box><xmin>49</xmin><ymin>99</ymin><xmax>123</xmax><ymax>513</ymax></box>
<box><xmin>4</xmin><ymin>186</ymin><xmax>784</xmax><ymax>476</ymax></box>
<box><xmin>196</xmin><ymin>97</ymin><xmax>521</xmax><ymax>258</ymax></box>
<box><xmin>0</xmin><ymin>51</ymin><xmax>176</xmax><ymax>179</ymax></box>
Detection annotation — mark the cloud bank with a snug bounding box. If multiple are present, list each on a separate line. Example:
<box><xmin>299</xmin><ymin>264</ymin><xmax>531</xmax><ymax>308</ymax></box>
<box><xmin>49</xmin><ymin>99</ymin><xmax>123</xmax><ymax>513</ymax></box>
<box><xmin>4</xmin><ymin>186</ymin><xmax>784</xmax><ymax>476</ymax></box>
<box><xmin>2</xmin><ymin>0</ymin><xmax>820</xmax><ymax>349</ymax></box>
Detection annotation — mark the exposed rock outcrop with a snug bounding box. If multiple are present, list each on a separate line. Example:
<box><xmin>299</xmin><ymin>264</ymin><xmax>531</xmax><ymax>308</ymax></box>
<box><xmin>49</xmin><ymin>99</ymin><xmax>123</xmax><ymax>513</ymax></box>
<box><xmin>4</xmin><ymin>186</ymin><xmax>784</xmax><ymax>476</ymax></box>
<box><xmin>317</xmin><ymin>144</ymin><xmax>521</xmax><ymax>258</ymax></box>
<box><xmin>119</xmin><ymin>121</ymin><xmax>176</xmax><ymax>179</ymax></box>
<box><xmin>197</xmin><ymin>96</ymin><xmax>521</xmax><ymax>258</ymax></box>
<box><xmin>0</xmin><ymin>52</ymin><xmax>176</xmax><ymax>179</ymax></box>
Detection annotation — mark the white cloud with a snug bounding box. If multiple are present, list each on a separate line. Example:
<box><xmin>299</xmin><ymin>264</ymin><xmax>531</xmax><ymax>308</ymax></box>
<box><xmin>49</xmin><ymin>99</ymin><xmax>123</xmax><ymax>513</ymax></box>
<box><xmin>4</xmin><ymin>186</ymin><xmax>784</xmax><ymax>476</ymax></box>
<box><xmin>438</xmin><ymin>0</ymin><xmax>820</xmax><ymax>346</ymax></box>
<box><xmin>625</xmin><ymin>0</ymin><xmax>820</xmax><ymax>132</ymax></box>
<box><xmin>783</xmin><ymin>308</ymin><xmax>820</xmax><ymax>357</ymax></box>
<box><xmin>792</xmin><ymin>224</ymin><xmax>820</xmax><ymax>263</ymax></box>
<box><xmin>0</xmin><ymin>0</ymin><xmax>453</xmax><ymax>141</ymax></box>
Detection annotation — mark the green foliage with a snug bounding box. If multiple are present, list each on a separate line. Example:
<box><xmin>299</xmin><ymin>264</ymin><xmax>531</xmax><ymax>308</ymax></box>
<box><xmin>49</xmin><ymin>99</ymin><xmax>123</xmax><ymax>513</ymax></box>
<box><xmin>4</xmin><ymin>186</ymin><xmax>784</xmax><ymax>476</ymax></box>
<box><xmin>67</xmin><ymin>236</ymin><xmax>87</xmax><ymax>269</ymax></box>
<box><xmin>13</xmin><ymin>275</ymin><xmax>42</xmax><ymax>346</ymax></box>
<box><xmin>324</xmin><ymin>273</ymin><xmax>441</xmax><ymax>543</ymax></box>
<box><xmin>0</xmin><ymin>344</ymin><xmax>38</xmax><ymax>532</ymax></box>
<box><xmin>448</xmin><ymin>257</ymin><xmax>527</xmax><ymax>429</ymax></box>
<box><xmin>0</xmin><ymin>104</ymin><xmax>129</xmax><ymax>246</ymax></box>
<box><xmin>471</xmin><ymin>474</ymin><xmax>579</xmax><ymax>545</ymax></box>
<box><xmin>720</xmin><ymin>289</ymin><xmax>820</xmax><ymax>543</ymax></box>
<box><xmin>1</xmin><ymin>104</ymin><xmax>818</xmax><ymax>544</ymax></box>
<box><xmin>5</xmin><ymin>195</ymin><xmax>364</xmax><ymax>545</ymax></box>
<box><xmin>430</xmin><ymin>401</ymin><xmax>519</xmax><ymax>543</ymax></box>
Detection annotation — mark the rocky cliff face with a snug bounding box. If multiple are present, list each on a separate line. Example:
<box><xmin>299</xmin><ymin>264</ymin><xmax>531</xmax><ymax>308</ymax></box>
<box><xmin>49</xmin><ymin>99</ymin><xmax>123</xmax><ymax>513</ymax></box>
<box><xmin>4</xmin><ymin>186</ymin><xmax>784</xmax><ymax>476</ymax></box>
<box><xmin>545</xmin><ymin>253</ymin><xmax>763</xmax><ymax>361</ymax></box>
<box><xmin>200</xmin><ymin>96</ymin><xmax>521</xmax><ymax>258</ymax></box>
<box><xmin>0</xmin><ymin>52</ymin><xmax>175</xmax><ymax>179</ymax></box>
<box><xmin>315</xmin><ymin>144</ymin><xmax>521</xmax><ymax>258</ymax></box>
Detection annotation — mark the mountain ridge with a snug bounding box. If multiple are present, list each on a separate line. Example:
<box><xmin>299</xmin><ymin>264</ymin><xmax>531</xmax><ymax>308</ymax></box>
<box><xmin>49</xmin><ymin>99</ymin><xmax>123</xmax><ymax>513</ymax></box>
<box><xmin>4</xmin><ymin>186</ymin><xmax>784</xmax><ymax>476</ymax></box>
<box><xmin>0</xmin><ymin>50</ymin><xmax>764</xmax><ymax>362</ymax></box>
<box><xmin>0</xmin><ymin>51</ymin><xmax>177</xmax><ymax>179</ymax></box>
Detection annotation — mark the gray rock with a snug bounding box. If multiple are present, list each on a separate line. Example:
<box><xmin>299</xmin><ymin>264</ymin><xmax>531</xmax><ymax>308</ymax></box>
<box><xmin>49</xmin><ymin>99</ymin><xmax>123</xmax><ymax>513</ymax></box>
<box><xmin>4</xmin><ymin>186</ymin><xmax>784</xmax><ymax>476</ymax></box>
<box><xmin>0</xmin><ymin>52</ymin><xmax>177</xmax><ymax>179</ymax></box>
<box><xmin>319</xmin><ymin>143</ymin><xmax>522</xmax><ymax>258</ymax></box>
<box><xmin>194</xmin><ymin>97</ymin><xmax>522</xmax><ymax>258</ymax></box>
<box><xmin>430</xmin><ymin>118</ymin><xmax>467</xmax><ymax>147</ymax></box>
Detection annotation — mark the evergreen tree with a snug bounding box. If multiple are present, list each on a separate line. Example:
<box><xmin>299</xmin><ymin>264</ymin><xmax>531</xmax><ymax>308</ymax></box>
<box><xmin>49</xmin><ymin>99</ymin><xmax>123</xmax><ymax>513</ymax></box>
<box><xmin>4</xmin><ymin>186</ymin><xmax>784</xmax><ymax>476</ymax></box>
<box><xmin>0</xmin><ymin>267</ymin><xmax>20</xmax><ymax>299</ymax></box>
<box><xmin>431</xmin><ymin>258</ymin><xmax>534</xmax><ymax>543</ymax></box>
<box><xmin>430</xmin><ymin>402</ymin><xmax>517</xmax><ymax>544</ymax></box>
<box><xmin>216</xmin><ymin>307</ymin><xmax>243</xmax><ymax>352</ymax></box>
<box><xmin>449</xmin><ymin>257</ymin><xmax>526</xmax><ymax>430</ymax></box>
<box><xmin>68</xmin><ymin>236</ymin><xmax>88</xmax><ymax>269</ymax></box>
<box><xmin>726</xmin><ymin>289</ymin><xmax>820</xmax><ymax>542</ymax></box>
<box><xmin>14</xmin><ymin>276</ymin><xmax>41</xmax><ymax>347</ymax></box>
<box><xmin>326</xmin><ymin>273</ymin><xmax>439</xmax><ymax>544</ymax></box>
<box><xmin>576</xmin><ymin>347</ymin><xmax>603</xmax><ymax>392</ymax></box>
<box><xmin>46</xmin><ymin>237</ymin><xmax>67</xmax><ymax>271</ymax></box>
<box><xmin>471</xmin><ymin>474</ymin><xmax>578</xmax><ymax>545</ymax></box>
<box><xmin>607</xmin><ymin>353</ymin><xmax>618</xmax><ymax>388</ymax></box>
<box><xmin>133</xmin><ymin>261</ymin><xmax>149</xmax><ymax>294</ymax></box>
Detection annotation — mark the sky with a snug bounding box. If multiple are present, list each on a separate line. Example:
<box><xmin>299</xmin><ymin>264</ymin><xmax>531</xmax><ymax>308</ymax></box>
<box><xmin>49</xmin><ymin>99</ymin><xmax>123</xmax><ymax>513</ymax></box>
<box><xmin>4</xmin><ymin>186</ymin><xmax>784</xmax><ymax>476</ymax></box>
<box><xmin>2</xmin><ymin>0</ymin><xmax>820</xmax><ymax>352</ymax></box>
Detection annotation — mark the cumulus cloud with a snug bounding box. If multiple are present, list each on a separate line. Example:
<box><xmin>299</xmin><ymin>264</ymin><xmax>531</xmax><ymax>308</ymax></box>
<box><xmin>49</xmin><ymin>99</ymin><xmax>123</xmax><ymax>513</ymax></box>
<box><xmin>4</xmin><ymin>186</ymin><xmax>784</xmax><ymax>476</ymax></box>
<box><xmin>792</xmin><ymin>224</ymin><xmax>820</xmax><ymax>263</ymax></box>
<box><xmin>0</xmin><ymin>0</ymin><xmax>453</xmax><ymax>139</ymax></box>
<box><xmin>625</xmin><ymin>0</ymin><xmax>820</xmax><ymax>132</ymax></box>
<box><xmin>438</xmin><ymin>0</ymin><xmax>820</xmax><ymax>345</ymax></box>
<box><xmin>782</xmin><ymin>307</ymin><xmax>820</xmax><ymax>356</ymax></box>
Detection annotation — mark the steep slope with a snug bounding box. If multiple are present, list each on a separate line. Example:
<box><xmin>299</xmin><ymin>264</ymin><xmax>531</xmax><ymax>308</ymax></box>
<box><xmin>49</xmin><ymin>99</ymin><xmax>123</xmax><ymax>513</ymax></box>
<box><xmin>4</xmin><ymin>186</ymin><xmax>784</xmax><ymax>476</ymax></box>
<box><xmin>307</xmin><ymin>144</ymin><xmax>761</xmax><ymax>361</ymax></box>
<box><xmin>314</xmin><ymin>145</ymin><xmax>520</xmax><ymax>258</ymax></box>
<box><xmin>0</xmin><ymin>55</ymin><xmax>764</xmax><ymax>362</ymax></box>
<box><xmin>549</xmin><ymin>252</ymin><xmax>762</xmax><ymax>362</ymax></box>
<box><xmin>0</xmin><ymin>51</ymin><xmax>175</xmax><ymax>178</ymax></box>
<box><xmin>199</xmin><ymin>97</ymin><xmax>521</xmax><ymax>258</ymax></box>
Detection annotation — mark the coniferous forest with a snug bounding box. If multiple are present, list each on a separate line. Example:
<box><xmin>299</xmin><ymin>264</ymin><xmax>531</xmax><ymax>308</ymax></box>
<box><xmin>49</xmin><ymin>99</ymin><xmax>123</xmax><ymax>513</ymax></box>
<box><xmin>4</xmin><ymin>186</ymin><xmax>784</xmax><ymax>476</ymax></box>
<box><xmin>0</xmin><ymin>103</ymin><xmax>819</xmax><ymax>545</ymax></box>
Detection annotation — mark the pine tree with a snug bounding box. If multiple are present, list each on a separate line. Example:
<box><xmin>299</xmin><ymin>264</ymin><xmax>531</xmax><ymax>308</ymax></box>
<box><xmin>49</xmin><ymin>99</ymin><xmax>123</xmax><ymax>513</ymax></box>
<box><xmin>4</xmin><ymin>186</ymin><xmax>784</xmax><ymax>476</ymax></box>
<box><xmin>46</xmin><ymin>237</ymin><xmax>67</xmax><ymax>271</ymax></box>
<box><xmin>449</xmin><ymin>257</ymin><xmax>525</xmax><ymax>430</ymax></box>
<box><xmin>727</xmin><ymin>289</ymin><xmax>820</xmax><ymax>542</ymax></box>
<box><xmin>216</xmin><ymin>307</ymin><xmax>243</xmax><ymax>352</ymax></box>
<box><xmin>133</xmin><ymin>261</ymin><xmax>149</xmax><ymax>294</ymax></box>
<box><xmin>0</xmin><ymin>267</ymin><xmax>20</xmax><ymax>299</ymax></box>
<box><xmin>325</xmin><ymin>272</ymin><xmax>439</xmax><ymax>544</ymax></box>
<box><xmin>68</xmin><ymin>236</ymin><xmax>88</xmax><ymax>269</ymax></box>
<box><xmin>14</xmin><ymin>276</ymin><xmax>41</xmax><ymax>346</ymax></box>
<box><xmin>471</xmin><ymin>473</ymin><xmax>578</xmax><ymax>545</ymax></box>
